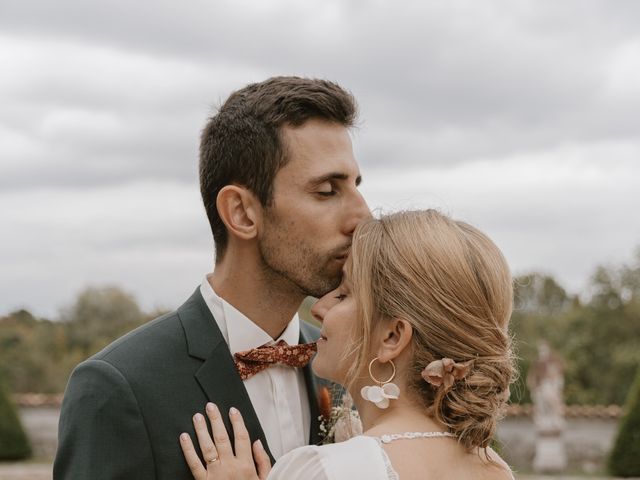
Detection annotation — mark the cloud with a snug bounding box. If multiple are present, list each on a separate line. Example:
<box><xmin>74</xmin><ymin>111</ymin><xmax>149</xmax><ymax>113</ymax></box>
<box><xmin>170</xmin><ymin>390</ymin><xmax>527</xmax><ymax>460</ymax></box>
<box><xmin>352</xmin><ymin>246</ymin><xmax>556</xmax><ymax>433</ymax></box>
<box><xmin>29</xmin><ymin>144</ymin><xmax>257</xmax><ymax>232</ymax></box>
<box><xmin>0</xmin><ymin>180</ymin><xmax>212</xmax><ymax>316</ymax></box>
<box><xmin>3</xmin><ymin>0</ymin><xmax>640</xmax><ymax>188</ymax></box>
<box><xmin>1</xmin><ymin>0</ymin><xmax>639</xmax><ymax>316</ymax></box>
<box><xmin>0</xmin><ymin>34</ymin><xmax>269</xmax><ymax>189</ymax></box>
<box><xmin>360</xmin><ymin>142</ymin><xmax>640</xmax><ymax>292</ymax></box>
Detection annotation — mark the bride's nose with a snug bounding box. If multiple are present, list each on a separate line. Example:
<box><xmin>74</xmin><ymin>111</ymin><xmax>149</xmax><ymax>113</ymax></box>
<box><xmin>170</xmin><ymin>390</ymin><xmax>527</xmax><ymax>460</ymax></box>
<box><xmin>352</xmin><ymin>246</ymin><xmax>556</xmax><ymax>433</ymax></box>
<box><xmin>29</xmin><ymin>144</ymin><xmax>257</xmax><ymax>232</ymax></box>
<box><xmin>310</xmin><ymin>288</ymin><xmax>341</xmax><ymax>323</ymax></box>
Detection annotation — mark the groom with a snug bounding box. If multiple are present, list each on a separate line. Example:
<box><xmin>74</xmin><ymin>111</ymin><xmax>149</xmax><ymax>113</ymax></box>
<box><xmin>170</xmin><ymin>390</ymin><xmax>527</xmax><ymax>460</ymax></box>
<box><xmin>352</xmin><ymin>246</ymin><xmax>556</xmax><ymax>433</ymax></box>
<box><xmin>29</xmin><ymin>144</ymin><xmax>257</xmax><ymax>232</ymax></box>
<box><xmin>53</xmin><ymin>76</ymin><xmax>369</xmax><ymax>479</ymax></box>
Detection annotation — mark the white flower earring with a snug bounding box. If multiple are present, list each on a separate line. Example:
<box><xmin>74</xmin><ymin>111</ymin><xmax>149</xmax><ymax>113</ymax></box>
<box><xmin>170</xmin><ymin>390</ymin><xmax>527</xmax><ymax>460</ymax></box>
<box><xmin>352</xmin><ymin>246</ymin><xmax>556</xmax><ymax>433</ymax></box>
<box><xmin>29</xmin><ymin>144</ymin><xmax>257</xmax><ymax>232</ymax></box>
<box><xmin>360</xmin><ymin>358</ymin><xmax>400</xmax><ymax>409</ymax></box>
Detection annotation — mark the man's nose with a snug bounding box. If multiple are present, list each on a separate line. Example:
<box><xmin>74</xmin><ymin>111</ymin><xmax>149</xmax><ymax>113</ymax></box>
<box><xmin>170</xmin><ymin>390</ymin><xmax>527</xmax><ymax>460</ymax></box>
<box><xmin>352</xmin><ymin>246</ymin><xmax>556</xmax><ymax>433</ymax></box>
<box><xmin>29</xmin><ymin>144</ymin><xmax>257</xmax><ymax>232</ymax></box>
<box><xmin>343</xmin><ymin>190</ymin><xmax>371</xmax><ymax>236</ymax></box>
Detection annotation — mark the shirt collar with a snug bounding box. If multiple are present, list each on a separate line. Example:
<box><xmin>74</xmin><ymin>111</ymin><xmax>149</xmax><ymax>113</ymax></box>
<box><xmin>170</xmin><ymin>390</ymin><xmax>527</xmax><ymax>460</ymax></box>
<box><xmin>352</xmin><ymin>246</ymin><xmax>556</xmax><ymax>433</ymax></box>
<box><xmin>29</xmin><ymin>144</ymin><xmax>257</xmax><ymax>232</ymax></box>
<box><xmin>200</xmin><ymin>274</ymin><xmax>300</xmax><ymax>354</ymax></box>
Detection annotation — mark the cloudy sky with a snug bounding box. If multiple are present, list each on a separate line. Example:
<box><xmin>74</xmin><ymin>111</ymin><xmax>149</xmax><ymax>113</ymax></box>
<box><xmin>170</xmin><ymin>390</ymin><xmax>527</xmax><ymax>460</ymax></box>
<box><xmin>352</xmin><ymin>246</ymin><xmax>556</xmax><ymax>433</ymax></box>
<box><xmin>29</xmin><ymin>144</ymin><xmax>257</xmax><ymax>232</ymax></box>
<box><xmin>1</xmin><ymin>0</ymin><xmax>639</xmax><ymax>318</ymax></box>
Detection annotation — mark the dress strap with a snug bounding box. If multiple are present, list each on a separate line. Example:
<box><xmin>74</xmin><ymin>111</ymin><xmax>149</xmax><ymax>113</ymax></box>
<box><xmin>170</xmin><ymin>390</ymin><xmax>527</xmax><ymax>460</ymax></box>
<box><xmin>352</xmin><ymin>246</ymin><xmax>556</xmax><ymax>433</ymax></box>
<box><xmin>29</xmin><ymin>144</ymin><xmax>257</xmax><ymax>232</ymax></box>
<box><xmin>378</xmin><ymin>447</ymin><xmax>400</xmax><ymax>480</ymax></box>
<box><xmin>375</xmin><ymin>431</ymin><xmax>457</xmax><ymax>444</ymax></box>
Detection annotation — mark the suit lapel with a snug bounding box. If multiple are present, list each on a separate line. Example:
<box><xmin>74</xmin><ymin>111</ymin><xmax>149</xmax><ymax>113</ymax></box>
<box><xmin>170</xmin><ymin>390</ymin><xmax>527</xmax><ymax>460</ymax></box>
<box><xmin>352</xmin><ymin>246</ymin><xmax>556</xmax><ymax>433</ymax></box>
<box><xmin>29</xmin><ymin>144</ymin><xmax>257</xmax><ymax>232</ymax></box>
<box><xmin>178</xmin><ymin>289</ymin><xmax>275</xmax><ymax>463</ymax></box>
<box><xmin>178</xmin><ymin>290</ymin><xmax>324</xmax><ymax>458</ymax></box>
<box><xmin>194</xmin><ymin>348</ymin><xmax>274</xmax><ymax>463</ymax></box>
<box><xmin>299</xmin><ymin>320</ymin><xmax>323</xmax><ymax>445</ymax></box>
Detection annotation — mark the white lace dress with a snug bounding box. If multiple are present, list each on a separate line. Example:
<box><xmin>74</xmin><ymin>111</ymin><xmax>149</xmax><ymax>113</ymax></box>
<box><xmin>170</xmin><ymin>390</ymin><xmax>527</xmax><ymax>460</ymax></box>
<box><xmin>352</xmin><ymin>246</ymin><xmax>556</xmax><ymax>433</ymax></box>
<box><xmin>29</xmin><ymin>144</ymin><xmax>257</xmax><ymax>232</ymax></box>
<box><xmin>268</xmin><ymin>434</ymin><xmax>516</xmax><ymax>479</ymax></box>
<box><xmin>268</xmin><ymin>435</ymin><xmax>398</xmax><ymax>480</ymax></box>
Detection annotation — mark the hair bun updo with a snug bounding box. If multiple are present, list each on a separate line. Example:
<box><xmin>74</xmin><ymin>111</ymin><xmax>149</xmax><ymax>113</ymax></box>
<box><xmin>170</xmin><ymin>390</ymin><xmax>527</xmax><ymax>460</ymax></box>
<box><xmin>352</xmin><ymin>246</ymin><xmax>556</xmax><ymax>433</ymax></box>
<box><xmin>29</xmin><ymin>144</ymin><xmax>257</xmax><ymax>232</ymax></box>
<box><xmin>345</xmin><ymin>210</ymin><xmax>516</xmax><ymax>451</ymax></box>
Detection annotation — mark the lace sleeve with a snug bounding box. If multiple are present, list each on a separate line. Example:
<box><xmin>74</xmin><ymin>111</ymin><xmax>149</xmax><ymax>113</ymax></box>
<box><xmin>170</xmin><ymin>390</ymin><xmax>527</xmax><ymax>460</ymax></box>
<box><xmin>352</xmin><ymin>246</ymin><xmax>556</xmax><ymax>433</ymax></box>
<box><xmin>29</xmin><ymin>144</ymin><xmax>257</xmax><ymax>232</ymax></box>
<box><xmin>268</xmin><ymin>445</ymin><xmax>328</xmax><ymax>480</ymax></box>
<box><xmin>270</xmin><ymin>437</ymin><xmax>393</xmax><ymax>480</ymax></box>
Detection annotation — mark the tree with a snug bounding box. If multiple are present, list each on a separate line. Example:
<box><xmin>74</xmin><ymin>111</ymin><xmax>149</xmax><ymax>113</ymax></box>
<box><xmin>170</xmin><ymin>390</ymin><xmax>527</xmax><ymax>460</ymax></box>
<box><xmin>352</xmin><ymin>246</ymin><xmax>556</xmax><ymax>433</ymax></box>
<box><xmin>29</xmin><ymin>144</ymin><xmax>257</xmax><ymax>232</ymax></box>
<box><xmin>562</xmin><ymin>260</ymin><xmax>640</xmax><ymax>405</ymax></box>
<box><xmin>0</xmin><ymin>375</ymin><xmax>31</xmax><ymax>460</ymax></box>
<box><xmin>514</xmin><ymin>273</ymin><xmax>572</xmax><ymax>316</ymax></box>
<box><xmin>0</xmin><ymin>287</ymin><xmax>150</xmax><ymax>394</ymax></box>
<box><xmin>0</xmin><ymin>309</ymin><xmax>77</xmax><ymax>393</ymax></box>
<box><xmin>608</xmin><ymin>368</ymin><xmax>640</xmax><ymax>476</ymax></box>
<box><xmin>61</xmin><ymin>286</ymin><xmax>146</xmax><ymax>357</ymax></box>
<box><xmin>510</xmin><ymin>273</ymin><xmax>574</xmax><ymax>404</ymax></box>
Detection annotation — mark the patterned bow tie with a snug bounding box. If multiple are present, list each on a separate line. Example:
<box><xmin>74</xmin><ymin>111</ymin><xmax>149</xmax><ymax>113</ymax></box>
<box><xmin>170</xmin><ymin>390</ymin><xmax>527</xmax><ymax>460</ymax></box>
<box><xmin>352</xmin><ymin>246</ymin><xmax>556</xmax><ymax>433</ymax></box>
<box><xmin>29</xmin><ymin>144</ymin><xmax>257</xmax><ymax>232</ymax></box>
<box><xmin>234</xmin><ymin>340</ymin><xmax>318</xmax><ymax>380</ymax></box>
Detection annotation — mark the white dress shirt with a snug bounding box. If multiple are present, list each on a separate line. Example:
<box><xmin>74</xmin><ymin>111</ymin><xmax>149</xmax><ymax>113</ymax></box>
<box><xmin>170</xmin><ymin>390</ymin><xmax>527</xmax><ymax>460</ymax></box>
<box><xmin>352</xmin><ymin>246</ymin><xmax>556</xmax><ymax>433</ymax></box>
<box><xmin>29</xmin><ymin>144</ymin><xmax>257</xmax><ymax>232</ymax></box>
<box><xmin>200</xmin><ymin>275</ymin><xmax>311</xmax><ymax>460</ymax></box>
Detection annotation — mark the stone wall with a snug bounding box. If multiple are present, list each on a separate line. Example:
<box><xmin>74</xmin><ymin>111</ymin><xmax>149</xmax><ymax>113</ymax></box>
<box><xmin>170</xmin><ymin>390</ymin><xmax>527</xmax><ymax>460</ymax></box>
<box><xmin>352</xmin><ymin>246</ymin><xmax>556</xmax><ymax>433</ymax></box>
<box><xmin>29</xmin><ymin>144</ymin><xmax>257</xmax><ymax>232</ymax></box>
<box><xmin>18</xmin><ymin>406</ymin><xmax>60</xmax><ymax>460</ymax></box>
<box><xmin>17</xmin><ymin>398</ymin><xmax>621</xmax><ymax>473</ymax></box>
<box><xmin>498</xmin><ymin>416</ymin><xmax>618</xmax><ymax>474</ymax></box>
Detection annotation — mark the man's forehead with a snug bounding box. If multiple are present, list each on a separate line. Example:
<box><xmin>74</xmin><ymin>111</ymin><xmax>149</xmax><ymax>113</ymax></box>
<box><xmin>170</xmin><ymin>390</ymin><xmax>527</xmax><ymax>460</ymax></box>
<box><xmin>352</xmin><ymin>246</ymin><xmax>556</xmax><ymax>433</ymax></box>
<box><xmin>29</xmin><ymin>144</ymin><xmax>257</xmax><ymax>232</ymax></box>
<box><xmin>280</xmin><ymin>120</ymin><xmax>352</xmax><ymax>153</ymax></box>
<box><xmin>278</xmin><ymin>146</ymin><xmax>362</xmax><ymax>182</ymax></box>
<box><xmin>276</xmin><ymin>120</ymin><xmax>361</xmax><ymax>183</ymax></box>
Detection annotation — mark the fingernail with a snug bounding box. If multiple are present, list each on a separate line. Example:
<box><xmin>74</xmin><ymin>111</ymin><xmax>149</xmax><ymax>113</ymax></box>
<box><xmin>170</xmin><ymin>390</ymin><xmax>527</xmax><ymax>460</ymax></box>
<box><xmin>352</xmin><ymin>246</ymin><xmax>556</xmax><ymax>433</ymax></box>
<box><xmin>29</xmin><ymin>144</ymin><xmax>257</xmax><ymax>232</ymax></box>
<box><xmin>229</xmin><ymin>406</ymin><xmax>239</xmax><ymax>415</ymax></box>
<box><xmin>180</xmin><ymin>433</ymin><xmax>189</xmax><ymax>441</ymax></box>
<box><xmin>255</xmin><ymin>439</ymin><xmax>263</xmax><ymax>450</ymax></box>
<box><xmin>206</xmin><ymin>402</ymin><xmax>215</xmax><ymax>412</ymax></box>
<box><xmin>194</xmin><ymin>413</ymin><xmax>204</xmax><ymax>422</ymax></box>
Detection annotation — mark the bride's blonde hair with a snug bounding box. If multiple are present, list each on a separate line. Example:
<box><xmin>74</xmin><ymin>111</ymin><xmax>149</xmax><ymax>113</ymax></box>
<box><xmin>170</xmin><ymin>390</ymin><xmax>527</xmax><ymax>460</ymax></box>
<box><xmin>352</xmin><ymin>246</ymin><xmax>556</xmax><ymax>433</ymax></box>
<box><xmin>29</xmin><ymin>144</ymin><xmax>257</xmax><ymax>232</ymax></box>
<box><xmin>344</xmin><ymin>209</ymin><xmax>515</xmax><ymax>451</ymax></box>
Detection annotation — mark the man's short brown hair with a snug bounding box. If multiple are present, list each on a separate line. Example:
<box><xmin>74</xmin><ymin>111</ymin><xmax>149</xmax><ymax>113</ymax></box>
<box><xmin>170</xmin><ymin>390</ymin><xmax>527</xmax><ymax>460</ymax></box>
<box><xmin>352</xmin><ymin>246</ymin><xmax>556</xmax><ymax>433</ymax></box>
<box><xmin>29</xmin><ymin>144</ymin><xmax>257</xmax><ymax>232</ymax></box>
<box><xmin>199</xmin><ymin>76</ymin><xmax>357</xmax><ymax>258</ymax></box>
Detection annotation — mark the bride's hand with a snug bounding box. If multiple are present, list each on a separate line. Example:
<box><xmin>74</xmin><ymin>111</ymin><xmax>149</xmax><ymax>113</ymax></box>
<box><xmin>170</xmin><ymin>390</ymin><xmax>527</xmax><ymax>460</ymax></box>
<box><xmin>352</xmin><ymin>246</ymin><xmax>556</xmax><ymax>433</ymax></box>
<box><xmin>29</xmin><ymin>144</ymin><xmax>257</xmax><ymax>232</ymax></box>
<box><xmin>180</xmin><ymin>402</ymin><xmax>272</xmax><ymax>480</ymax></box>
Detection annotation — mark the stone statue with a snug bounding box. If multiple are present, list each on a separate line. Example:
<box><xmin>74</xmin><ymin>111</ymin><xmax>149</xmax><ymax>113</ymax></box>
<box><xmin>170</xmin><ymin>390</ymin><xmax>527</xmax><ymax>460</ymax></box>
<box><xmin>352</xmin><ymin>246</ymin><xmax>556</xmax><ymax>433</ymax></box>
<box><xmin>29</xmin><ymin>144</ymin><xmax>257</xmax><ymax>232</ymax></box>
<box><xmin>527</xmin><ymin>341</ymin><xmax>565</xmax><ymax>433</ymax></box>
<box><xmin>527</xmin><ymin>341</ymin><xmax>567</xmax><ymax>472</ymax></box>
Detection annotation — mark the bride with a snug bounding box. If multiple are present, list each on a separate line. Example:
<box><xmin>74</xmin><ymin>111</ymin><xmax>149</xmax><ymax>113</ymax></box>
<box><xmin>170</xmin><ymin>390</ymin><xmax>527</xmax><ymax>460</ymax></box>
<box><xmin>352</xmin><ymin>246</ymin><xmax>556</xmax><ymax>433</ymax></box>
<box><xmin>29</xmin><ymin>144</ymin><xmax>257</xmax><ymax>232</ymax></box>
<box><xmin>180</xmin><ymin>209</ymin><xmax>516</xmax><ymax>479</ymax></box>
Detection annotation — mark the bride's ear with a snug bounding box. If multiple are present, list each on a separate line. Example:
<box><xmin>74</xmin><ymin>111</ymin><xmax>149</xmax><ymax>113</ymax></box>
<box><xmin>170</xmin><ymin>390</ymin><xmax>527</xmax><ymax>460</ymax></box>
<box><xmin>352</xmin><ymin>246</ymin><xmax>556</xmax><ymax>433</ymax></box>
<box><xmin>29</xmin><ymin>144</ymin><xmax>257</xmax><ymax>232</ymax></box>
<box><xmin>376</xmin><ymin>318</ymin><xmax>413</xmax><ymax>362</ymax></box>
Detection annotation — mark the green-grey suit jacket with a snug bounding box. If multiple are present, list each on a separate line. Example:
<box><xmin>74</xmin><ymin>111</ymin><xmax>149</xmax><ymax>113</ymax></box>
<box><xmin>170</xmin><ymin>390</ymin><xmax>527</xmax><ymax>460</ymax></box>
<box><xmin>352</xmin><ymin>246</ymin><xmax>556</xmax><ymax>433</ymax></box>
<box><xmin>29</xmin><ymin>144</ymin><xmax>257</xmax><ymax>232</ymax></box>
<box><xmin>53</xmin><ymin>288</ymin><xmax>323</xmax><ymax>479</ymax></box>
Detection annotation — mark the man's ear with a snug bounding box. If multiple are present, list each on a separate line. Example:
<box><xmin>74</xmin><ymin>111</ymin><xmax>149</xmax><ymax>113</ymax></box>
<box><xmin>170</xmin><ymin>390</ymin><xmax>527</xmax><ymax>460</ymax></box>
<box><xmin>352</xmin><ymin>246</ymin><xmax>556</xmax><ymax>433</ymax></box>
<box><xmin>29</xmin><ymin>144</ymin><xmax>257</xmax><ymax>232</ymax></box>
<box><xmin>216</xmin><ymin>185</ymin><xmax>261</xmax><ymax>241</ymax></box>
<box><xmin>376</xmin><ymin>318</ymin><xmax>413</xmax><ymax>363</ymax></box>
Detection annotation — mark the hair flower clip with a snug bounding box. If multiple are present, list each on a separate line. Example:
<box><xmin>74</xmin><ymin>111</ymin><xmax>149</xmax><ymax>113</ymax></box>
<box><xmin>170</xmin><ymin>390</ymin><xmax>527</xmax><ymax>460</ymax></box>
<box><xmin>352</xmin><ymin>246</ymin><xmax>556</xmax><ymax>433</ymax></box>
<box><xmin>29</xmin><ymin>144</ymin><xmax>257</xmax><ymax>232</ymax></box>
<box><xmin>421</xmin><ymin>358</ymin><xmax>474</xmax><ymax>390</ymax></box>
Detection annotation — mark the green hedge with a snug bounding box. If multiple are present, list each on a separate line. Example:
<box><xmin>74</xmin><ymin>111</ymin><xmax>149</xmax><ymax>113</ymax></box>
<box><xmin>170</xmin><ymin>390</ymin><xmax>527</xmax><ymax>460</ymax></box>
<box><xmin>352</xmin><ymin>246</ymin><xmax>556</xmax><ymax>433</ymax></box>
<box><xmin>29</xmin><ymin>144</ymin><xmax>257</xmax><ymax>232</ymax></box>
<box><xmin>0</xmin><ymin>377</ymin><xmax>31</xmax><ymax>461</ymax></box>
<box><xmin>608</xmin><ymin>368</ymin><xmax>640</xmax><ymax>477</ymax></box>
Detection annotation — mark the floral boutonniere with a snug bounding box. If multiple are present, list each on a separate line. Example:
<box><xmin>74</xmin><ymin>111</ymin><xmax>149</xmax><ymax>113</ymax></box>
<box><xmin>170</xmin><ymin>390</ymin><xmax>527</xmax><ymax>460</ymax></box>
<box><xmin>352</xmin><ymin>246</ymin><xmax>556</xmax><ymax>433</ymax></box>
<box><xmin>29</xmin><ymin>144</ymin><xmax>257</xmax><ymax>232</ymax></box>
<box><xmin>318</xmin><ymin>386</ymin><xmax>362</xmax><ymax>444</ymax></box>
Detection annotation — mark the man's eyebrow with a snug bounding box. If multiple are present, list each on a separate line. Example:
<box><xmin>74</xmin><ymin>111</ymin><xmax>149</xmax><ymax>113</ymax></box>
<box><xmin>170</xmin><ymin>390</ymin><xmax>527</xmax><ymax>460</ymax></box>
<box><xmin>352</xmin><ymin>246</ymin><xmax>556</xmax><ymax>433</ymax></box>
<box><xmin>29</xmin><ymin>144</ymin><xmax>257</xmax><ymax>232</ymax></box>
<box><xmin>308</xmin><ymin>172</ymin><xmax>363</xmax><ymax>187</ymax></box>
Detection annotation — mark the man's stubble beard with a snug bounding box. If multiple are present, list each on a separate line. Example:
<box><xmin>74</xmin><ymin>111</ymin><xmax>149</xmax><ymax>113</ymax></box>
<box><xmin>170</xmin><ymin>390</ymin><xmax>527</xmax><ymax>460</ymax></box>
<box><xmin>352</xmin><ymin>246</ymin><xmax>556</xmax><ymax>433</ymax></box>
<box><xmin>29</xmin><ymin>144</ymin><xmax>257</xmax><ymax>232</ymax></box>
<box><xmin>257</xmin><ymin>235</ymin><xmax>341</xmax><ymax>299</ymax></box>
